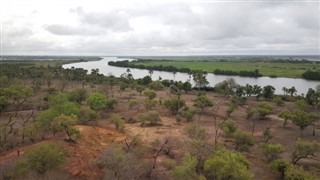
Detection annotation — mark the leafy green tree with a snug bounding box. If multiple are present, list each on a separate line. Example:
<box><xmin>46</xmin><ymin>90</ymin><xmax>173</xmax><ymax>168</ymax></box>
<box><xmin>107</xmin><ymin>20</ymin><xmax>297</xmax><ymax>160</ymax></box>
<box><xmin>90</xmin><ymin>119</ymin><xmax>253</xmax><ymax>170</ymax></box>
<box><xmin>135</xmin><ymin>85</ymin><xmax>145</xmax><ymax>95</ymax></box>
<box><xmin>164</xmin><ymin>98</ymin><xmax>186</xmax><ymax>115</ymax></box>
<box><xmin>78</xmin><ymin>106</ymin><xmax>99</xmax><ymax>124</ymax></box>
<box><xmin>291</xmin><ymin>139</ymin><xmax>320</xmax><ymax>165</ymax></box>
<box><xmin>261</xmin><ymin>127</ymin><xmax>273</xmax><ymax>143</ymax></box>
<box><xmin>291</xmin><ymin>111</ymin><xmax>313</xmax><ymax>137</ymax></box>
<box><xmin>193</xmin><ymin>95</ymin><xmax>212</xmax><ymax>120</ymax></box>
<box><xmin>260</xmin><ymin>143</ymin><xmax>285</xmax><ymax>162</ymax></box>
<box><xmin>233</xmin><ymin>131</ymin><xmax>254</xmax><ymax>152</ymax></box>
<box><xmin>52</xmin><ymin>114</ymin><xmax>80</xmax><ymax>141</ymax></box>
<box><xmin>284</xmin><ymin>164</ymin><xmax>316</xmax><ymax>180</ymax></box>
<box><xmin>215</xmin><ymin>78</ymin><xmax>239</xmax><ymax>97</ymax></box>
<box><xmin>179</xmin><ymin>107</ymin><xmax>196</xmax><ymax>122</ymax></box>
<box><xmin>269</xmin><ymin>159</ymin><xmax>288</xmax><ymax>179</ymax></box>
<box><xmin>99</xmin><ymin>145</ymin><xmax>147</xmax><ymax>180</ymax></box>
<box><xmin>278</xmin><ymin>109</ymin><xmax>292</xmax><ymax>128</ymax></box>
<box><xmin>262</xmin><ymin>85</ymin><xmax>275</xmax><ymax>99</ymax></box>
<box><xmin>288</xmin><ymin>86</ymin><xmax>297</xmax><ymax>97</ymax></box>
<box><xmin>87</xmin><ymin>93</ymin><xmax>107</xmax><ymax>110</ymax></box>
<box><xmin>306</xmin><ymin>88</ymin><xmax>319</xmax><ymax>106</ymax></box>
<box><xmin>105</xmin><ymin>98</ymin><xmax>118</xmax><ymax>111</ymax></box>
<box><xmin>67</xmin><ymin>88</ymin><xmax>87</xmax><ymax>105</ymax></box>
<box><xmin>192</xmin><ymin>70</ymin><xmax>208</xmax><ymax>89</ymax></box>
<box><xmin>24</xmin><ymin>143</ymin><xmax>67</xmax><ymax>174</ymax></box>
<box><xmin>110</xmin><ymin>114</ymin><xmax>125</xmax><ymax>131</ymax></box>
<box><xmin>183</xmin><ymin>81</ymin><xmax>192</xmax><ymax>93</ymax></box>
<box><xmin>295</xmin><ymin>99</ymin><xmax>307</xmax><ymax>111</ymax></box>
<box><xmin>204</xmin><ymin>148</ymin><xmax>253</xmax><ymax>180</ymax></box>
<box><xmin>220</xmin><ymin>119</ymin><xmax>237</xmax><ymax>140</ymax></box>
<box><xmin>128</xmin><ymin>99</ymin><xmax>138</xmax><ymax>110</ymax></box>
<box><xmin>138</xmin><ymin>111</ymin><xmax>161</xmax><ymax>127</ymax></box>
<box><xmin>226</xmin><ymin>104</ymin><xmax>237</xmax><ymax>118</ymax></box>
<box><xmin>35</xmin><ymin>109</ymin><xmax>59</xmax><ymax>139</ymax></box>
<box><xmin>149</xmin><ymin>81</ymin><xmax>164</xmax><ymax>90</ymax></box>
<box><xmin>23</xmin><ymin>124</ymin><xmax>37</xmax><ymax>143</ymax></box>
<box><xmin>48</xmin><ymin>93</ymin><xmax>80</xmax><ymax>115</ymax></box>
<box><xmin>184</xmin><ymin>124</ymin><xmax>207</xmax><ymax>141</ymax></box>
<box><xmin>0</xmin><ymin>96</ymin><xmax>9</xmax><ymax>112</ymax></box>
<box><xmin>143</xmin><ymin>90</ymin><xmax>156</xmax><ymax>100</ymax></box>
<box><xmin>247</xmin><ymin>103</ymin><xmax>273</xmax><ymax>136</ymax></box>
<box><xmin>172</xmin><ymin>154</ymin><xmax>203</xmax><ymax>180</ymax></box>
<box><xmin>141</xmin><ymin>75</ymin><xmax>152</xmax><ymax>85</ymax></box>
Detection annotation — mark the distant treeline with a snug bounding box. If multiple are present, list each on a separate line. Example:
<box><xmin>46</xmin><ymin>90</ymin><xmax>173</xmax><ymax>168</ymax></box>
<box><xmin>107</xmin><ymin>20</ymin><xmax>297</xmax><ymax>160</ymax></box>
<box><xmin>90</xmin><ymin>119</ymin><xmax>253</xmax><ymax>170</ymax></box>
<box><xmin>108</xmin><ymin>60</ymin><xmax>192</xmax><ymax>73</ymax></box>
<box><xmin>133</xmin><ymin>58</ymin><xmax>320</xmax><ymax>64</ymax></box>
<box><xmin>213</xmin><ymin>69</ymin><xmax>262</xmax><ymax>77</ymax></box>
<box><xmin>302</xmin><ymin>71</ymin><xmax>320</xmax><ymax>81</ymax></box>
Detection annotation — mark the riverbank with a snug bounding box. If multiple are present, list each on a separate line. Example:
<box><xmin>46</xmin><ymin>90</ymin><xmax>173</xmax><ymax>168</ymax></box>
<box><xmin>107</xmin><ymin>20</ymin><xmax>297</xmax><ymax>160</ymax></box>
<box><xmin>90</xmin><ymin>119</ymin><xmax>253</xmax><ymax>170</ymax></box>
<box><xmin>109</xmin><ymin>58</ymin><xmax>320</xmax><ymax>79</ymax></box>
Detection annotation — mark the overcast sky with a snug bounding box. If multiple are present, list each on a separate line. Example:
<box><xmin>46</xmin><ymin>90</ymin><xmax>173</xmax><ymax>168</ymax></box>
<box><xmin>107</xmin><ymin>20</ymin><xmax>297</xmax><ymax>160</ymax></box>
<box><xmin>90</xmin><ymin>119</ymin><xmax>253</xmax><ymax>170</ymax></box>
<box><xmin>1</xmin><ymin>0</ymin><xmax>319</xmax><ymax>56</ymax></box>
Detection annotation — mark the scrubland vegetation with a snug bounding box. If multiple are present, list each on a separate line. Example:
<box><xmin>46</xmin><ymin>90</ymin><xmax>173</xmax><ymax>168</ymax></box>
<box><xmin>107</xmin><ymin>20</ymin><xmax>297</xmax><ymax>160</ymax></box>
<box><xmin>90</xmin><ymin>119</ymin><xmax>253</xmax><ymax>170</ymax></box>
<box><xmin>0</xmin><ymin>59</ymin><xmax>319</xmax><ymax>180</ymax></box>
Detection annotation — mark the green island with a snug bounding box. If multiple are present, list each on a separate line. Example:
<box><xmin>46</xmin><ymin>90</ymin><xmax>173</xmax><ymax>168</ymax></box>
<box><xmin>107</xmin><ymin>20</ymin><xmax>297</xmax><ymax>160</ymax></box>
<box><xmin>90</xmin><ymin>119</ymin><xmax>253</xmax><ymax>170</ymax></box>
<box><xmin>111</xmin><ymin>56</ymin><xmax>320</xmax><ymax>79</ymax></box>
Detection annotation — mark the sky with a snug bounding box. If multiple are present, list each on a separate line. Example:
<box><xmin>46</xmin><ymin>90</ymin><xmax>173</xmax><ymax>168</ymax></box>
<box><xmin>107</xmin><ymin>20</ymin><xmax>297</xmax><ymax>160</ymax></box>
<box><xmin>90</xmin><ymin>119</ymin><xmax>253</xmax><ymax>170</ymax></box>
<box><xmin>1</xmin><ymin>0</ymin><xmax>319</xmax><ymax>56</ymax></box>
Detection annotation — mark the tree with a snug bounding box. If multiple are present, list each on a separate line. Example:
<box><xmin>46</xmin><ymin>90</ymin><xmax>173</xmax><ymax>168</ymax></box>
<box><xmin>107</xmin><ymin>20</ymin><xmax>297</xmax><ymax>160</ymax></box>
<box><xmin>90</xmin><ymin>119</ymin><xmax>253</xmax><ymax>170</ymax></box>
<box><xmin>215</xmin><ymin>78</ymin><xmax>239</xmax><ymax>97</ymax></box>
<box><xmin>138</xmin><ymin>111</ymin><xmax>161</xmax><ymax>127</ymax></box>
<box><xmin>78</xmin><ymin>106</ymin><xmax>99</xmax><ymax>124</ymax></box>
<box><xmin>149</xmin><ymin>81</ymin><xmax>164</xmax><ymax>90</ymax></box>
<box><xmin>52</xmin><ymin>114</ymin><xmax>80</xmax><ymax>141</ymax></box>
<box><xmin>110</xmin><ymin>114</ymin><xmax>125</xmax><ymax>131</ymax></box>
<box><xmin>226</xmin><ymin>104</ymin><xmax>237</xmax><ymax>118</ymax></box>
<box><xmin>220</xmin><ymin>119</ymin><xmax>237</xmax><ymax>141</ymax></box>
<box><xmin>24</xmin><ymin>143</ymin><xmax>67</xmax><ymax>174</ymax></box>
<box><xmin>288</xmin><ymin>86</ymin><xmax>297</xmax><ymax>97</ymax></box>
<box><xmin>35</xmin><ymin>109</ymin><xmax>59</xmax><ymax>139</ymax></box>
<box><xmin>278</xmin><ymin>109</ymin><xmax>292</xmax><ymax>128</ymax></box>
<box><xmin>204</xmin><ymin>148</ymin><xmax>253</xmax><ymax>180</ymax></box>
<box><xmin>260</xmin><ymin>143</ymin><xmax>285</xmax><ymax>162</ymax></box>
<box><xmin>295</xmin><ymin>99</ymin><xmax>307</xmax><ymax>111</ymax></box>
<box><xmin>247</xmin><ymin>103</ymin><xmax>273</xmax><ymax>136</ymax></box>
<box><xmin>284</xmin><ymin>164</ymin><xmax>316</xmax><ymax>180</ymax></box>
<box><xmin>135</xmin><ymin>85</ymin><xmax>145</xmax><ymax>95</ymax></box>
<box><xmin>143</xmin><ymin>90</ymin><xmax>157</xmax><ymax>110</ymax></box>
<box><xmin>306</xmin><ymin>88</ymin><xmax>319</xmax><ymax>106</ymax></box>
<box><xmin>164</xmin><ymin>98</ymin><xmax>186</xmax><ymax>115</ymax></box>
<box><xmin>291</xmin><ymin>139</ymin><xmax>320</xmax><ymax>165</ymax></box>
<box><xmin>262</xmin><ymin>85</ymin><xmax>275</xmax><ymax>99</ymax></box>
<box><xmin>184</xmin><ymin>124</ymin><xmax>207</xmax><ymax>141</ymax></box>
<box><xmin>99</xmin><ymin>145</ymin><xmax>147</xmax><ymax>180</ymax></box>
<box><xmin>67</xmin><ymin>88</ymin><xmax>87</xmax><ymax>106</ymax></box>
<box><xmin>183</xmin><ymin>81</ymin><xmax>192</xmax><ymax>93</ymax></box>
<box><xmin>261</xmin><ymin>127</ymin><xmax>273</xmax><ymax>143</ymax></box>
<box><xmin>105</xmin><ymin>98</ymin><xmax>118</xmax><ymax>111</ymax></box>
<box><xmin>0</xmin><ymin>96</ymin><xmax>9</xmax><ymax>112</ymax></box>
<box><xmin>172</xmin><ymin>154</ymin><xmax>203</xmax><ymax>180</ymax></box>
<box><xmin>192</xmin><ymin>70</ymin><xmax>208</xmax><ymax>89</ymax></box>
<box><xmin>179</xmin><ymin>107</ymin><xmax>196</xmax><ymax>122</ymax></box>
<box><xmin>233</xmin><ymin>131</ymin><xmax>254</xmax><ymax>152</ymax></box>
<box><xmin>87</xmin><ymin>93</ymin><xmax>107</xmax><ymax>110</ymax></box>
<box><xmin>48</xmin><ymin>93</ymin><xmax>80</xmax><ymax>115</ymax></box>
<box><xmin>193</xmin><ymin>95</ymin><xmax>213</xmax><ymax>120</ymax></box>
<box><xmin>291</xmin><ymin>111</ymin><xmax>313</xmax><ymax>137</ymax></box>
<box><xmin>141</xmin><ymin>75</ymin><xmax>152</xmax><ymax>85</ymax></box>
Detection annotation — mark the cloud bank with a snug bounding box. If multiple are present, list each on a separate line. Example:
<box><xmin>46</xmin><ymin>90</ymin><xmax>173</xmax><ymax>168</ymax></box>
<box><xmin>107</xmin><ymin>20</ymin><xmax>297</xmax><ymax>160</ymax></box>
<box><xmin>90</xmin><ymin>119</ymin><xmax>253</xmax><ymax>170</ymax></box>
<box><xmin>2</xmin><ymin>0</ymin><xmax>319</xmax><ymax>55</ymax></box>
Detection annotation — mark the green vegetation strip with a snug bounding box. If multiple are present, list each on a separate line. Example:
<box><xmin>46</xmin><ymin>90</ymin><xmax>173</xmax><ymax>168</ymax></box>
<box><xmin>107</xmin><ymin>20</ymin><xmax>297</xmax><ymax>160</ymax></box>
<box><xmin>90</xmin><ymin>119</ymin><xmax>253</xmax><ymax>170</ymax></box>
<box><xmin>130</xmin><ymin>60</ymin><xmax>320</xmax><ymax>79</ymax></box>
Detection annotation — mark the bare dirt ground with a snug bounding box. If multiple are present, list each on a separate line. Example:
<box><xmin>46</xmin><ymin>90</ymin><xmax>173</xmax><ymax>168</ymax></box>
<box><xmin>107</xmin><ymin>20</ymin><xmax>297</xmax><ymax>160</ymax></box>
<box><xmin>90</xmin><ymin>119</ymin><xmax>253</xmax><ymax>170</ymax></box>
<box><xmin>1</xmin><ymin>85</ymin><xmax>319</xmax><ymax>179</ymax></box>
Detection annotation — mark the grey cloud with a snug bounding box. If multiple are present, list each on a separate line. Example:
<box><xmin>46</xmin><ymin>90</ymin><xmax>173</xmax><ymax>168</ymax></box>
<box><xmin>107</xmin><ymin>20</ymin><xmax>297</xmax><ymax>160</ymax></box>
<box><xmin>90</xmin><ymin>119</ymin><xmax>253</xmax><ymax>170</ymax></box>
<box><xmin>73</xmin><ymin>7</ymin><xmax>132</xmax><ymax>32</ymax></box>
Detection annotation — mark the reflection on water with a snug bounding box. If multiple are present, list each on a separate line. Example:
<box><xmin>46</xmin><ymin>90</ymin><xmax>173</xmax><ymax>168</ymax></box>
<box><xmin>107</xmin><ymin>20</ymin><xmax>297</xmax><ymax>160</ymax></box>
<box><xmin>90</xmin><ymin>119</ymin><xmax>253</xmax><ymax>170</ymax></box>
<box><xmin>63</xmin><ymin>57</ymin><xmax>319</xmax><ymax>95</ymax></box>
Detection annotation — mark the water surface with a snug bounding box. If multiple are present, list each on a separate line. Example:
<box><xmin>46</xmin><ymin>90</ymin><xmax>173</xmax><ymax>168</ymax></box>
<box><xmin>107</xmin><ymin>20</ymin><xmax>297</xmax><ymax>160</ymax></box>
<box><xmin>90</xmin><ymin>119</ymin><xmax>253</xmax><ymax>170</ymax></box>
<box><xmin>63</xmin><ymin>57</ymin><xmax>319</xmax><ymax>95</ymax></box>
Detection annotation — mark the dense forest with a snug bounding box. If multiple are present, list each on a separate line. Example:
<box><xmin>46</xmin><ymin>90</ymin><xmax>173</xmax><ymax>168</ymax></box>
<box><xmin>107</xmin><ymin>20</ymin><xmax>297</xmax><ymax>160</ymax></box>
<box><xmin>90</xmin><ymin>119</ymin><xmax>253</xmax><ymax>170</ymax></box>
<box><xmin>0</xmin><ymin>59</ymin><xmax>319</xmax><ymax>180</ymax></box>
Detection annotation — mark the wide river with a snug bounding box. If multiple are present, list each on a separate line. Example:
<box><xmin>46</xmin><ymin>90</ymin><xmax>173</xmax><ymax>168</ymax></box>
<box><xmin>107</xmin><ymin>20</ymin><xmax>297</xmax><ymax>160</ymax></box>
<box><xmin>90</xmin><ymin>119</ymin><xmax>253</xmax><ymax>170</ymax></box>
<box><xmin>63</xmin><ymin>57</ymin><xmax>319</xmax><ymax>95</ymax></box>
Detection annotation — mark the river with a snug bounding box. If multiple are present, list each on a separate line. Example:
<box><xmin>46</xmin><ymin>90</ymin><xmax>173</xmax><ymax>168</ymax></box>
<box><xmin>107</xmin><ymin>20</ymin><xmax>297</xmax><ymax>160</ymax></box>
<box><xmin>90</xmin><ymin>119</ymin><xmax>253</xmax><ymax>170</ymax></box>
<box><xmin>63</xmin><ymin>57</ymin><xmax>319</xmax><ymax>95</ymax></box>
